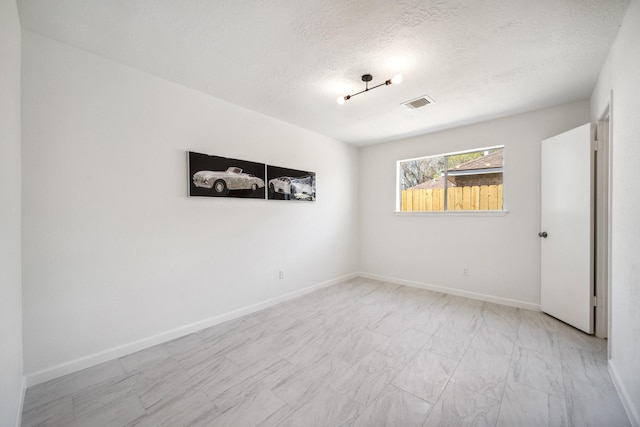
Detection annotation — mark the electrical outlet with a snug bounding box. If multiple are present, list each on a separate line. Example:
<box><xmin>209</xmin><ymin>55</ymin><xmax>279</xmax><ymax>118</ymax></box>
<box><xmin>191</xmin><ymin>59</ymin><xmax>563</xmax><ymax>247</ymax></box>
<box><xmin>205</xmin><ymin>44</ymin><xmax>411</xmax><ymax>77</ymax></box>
<box><xmin>463</xmin><ymin>267</ymin><xmax>469</xmax><ymax>276</ymax></box>
<box><xmin>279</xmin><ymin>270</ymin><xmax>285</xmax><ymax>279</ymax></box>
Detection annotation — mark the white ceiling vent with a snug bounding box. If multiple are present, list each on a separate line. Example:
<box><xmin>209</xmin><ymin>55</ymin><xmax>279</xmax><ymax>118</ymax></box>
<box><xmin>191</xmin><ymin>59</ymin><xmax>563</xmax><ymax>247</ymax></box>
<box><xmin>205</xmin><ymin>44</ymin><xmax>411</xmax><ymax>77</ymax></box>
<box><xmin>402</xmin><ymin>95</ymin><xmax>435</xmax><ymax>110</ymax></box>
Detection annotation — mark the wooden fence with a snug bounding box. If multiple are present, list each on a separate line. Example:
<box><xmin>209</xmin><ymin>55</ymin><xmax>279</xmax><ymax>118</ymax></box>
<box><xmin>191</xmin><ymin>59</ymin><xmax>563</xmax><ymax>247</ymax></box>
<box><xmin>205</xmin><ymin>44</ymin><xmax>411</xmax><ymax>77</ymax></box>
<box><xmin>401</xmin><ymin>185</ymin><xmax>503</xmax><ymax>212</ymax></box>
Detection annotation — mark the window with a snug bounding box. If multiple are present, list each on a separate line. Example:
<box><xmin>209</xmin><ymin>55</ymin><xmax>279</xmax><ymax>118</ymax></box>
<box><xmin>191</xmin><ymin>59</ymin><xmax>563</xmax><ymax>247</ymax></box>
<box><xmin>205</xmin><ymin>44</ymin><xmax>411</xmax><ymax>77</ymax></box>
<box><xmin>397</xmin><ymin>146</ymin><xmax>504</xmax><ymax>212</ymax></box>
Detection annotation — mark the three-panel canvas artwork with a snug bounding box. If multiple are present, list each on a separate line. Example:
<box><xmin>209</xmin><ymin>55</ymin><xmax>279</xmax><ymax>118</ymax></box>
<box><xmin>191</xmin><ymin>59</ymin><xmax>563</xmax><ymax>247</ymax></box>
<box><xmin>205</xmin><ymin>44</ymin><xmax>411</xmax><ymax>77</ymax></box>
<box><xmin>188</xmin><ymin>151</ymin><xmax>316</xmax><ymax>202</ymax></box>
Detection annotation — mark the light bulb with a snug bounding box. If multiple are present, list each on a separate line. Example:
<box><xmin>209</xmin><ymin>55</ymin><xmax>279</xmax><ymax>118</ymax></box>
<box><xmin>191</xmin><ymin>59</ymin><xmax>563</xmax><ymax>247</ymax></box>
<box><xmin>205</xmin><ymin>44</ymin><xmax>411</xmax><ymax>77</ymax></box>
<box><xmin>337</xmin><ymin>96</ymin><xmax>345</xmax><ymax>105</ymax></box>
<box><xmin>391</xmin><ymin>74</ymin><xmax>403</xmax><ymax>85</ymax></box>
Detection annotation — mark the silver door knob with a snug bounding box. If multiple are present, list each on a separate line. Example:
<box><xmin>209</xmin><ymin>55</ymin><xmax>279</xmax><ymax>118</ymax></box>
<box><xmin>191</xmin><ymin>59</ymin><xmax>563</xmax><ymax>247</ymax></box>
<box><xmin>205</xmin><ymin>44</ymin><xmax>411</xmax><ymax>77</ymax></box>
<box><xmin>538</xmin><ymin>231</ymin><xmax>548</xmax><ymax>238</ymax></box>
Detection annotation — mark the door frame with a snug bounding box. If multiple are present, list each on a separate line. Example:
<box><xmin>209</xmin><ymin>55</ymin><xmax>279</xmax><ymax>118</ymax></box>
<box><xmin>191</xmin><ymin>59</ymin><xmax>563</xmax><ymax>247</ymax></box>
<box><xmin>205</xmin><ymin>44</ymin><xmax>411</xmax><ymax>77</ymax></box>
<box><xmin>594</xmin><ymin>92</ymin><xmax>613</xmax><ymax>355</ymax></box>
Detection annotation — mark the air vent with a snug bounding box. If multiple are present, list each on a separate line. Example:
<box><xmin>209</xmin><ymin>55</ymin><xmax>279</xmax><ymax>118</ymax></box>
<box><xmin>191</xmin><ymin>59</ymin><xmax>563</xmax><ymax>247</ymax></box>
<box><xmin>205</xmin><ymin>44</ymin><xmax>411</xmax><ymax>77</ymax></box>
<box><xmin>402</xmin><ymin>95</ymin><xmax>435</xmax><ymax>109</ymax></box>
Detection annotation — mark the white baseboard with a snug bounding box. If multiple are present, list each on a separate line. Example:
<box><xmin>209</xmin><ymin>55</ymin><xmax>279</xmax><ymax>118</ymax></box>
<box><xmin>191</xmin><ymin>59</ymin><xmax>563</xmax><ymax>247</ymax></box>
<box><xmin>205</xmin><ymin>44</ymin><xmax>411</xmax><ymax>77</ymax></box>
<box><xmin>358</xmin><ymin>272</ymin><xmax>541</xmax><ymax>311</ymax></box>
<box><xmin>25</xmin><ymin>273</ymin><xmax>357</xmax><ymax>387</ymax></box>
<box><xmin>15</xmin><ymin>376</ymin><xmax>25</xmax><ymax>427</ymax></box>
<box><xmin>609</xmin><ymin>360</ymin><xmax>640</xmax><ymax>427</ymax></box>
<box><xmin>24</xmin><ymin>271</ymin><xmax>538</xmax><ymax>386</ymax></box>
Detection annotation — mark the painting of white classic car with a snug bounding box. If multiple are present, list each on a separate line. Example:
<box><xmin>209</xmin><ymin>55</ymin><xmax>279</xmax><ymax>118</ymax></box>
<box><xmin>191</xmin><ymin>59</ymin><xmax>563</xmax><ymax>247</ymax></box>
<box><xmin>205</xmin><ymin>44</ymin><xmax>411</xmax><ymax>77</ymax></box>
<box><xmin>193</xmin><ymin>167</ymin><xmax>265</xmax><ymax>194</ymax></box>
<box><xmin>269</xmin><ymin>176</ymin><xmax>315</xmax><ymax>200</ymax></box>
<box><xmin>267</xmin><ymin>165</ymin><xmax>316</xmax><ymax>202</ymax></box>
<box><xmin>188</xmin><ymin>152</ymin><xmax>266</xmax><ymax>199</ymax></box>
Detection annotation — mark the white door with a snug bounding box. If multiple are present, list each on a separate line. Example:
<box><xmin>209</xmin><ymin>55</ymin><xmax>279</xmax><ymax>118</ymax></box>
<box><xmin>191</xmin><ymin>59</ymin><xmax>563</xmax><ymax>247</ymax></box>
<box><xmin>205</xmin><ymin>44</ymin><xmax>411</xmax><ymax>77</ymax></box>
<box><xmin>540</xmin><ymin>123</ymin><xmax>593</xmax><ymax>334</ymax></box>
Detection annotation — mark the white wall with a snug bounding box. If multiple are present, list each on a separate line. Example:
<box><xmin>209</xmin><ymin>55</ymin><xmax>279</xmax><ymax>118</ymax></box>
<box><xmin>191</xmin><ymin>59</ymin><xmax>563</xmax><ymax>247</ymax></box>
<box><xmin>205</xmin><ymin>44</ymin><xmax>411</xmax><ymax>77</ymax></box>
<box><xmin>21</xmin><ymin>31</ymin><xmax>359</xmax><ymax>381</ymax></box>
<box><xmin>591</xmin><ymin>0</ymin><xmax>640</xmax><ymax>424</ymax></box>
<box><xmin>359</xmin><ymin>101</ymin><xmax>589</xmax><ymax>308</ymax></box>
<box><xmin>0</xmin><ymin>0</ymin><xmax>24</xmax><ymax>425</ymax></box>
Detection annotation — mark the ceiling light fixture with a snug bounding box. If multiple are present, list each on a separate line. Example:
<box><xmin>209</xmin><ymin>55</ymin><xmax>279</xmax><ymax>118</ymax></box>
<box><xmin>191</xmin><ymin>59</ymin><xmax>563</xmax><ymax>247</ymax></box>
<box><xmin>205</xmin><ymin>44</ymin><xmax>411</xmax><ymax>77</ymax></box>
<box><xmin>337</xmin><ymin>73</ymin><xmax>403</xmax><ymax>105</ymax></box>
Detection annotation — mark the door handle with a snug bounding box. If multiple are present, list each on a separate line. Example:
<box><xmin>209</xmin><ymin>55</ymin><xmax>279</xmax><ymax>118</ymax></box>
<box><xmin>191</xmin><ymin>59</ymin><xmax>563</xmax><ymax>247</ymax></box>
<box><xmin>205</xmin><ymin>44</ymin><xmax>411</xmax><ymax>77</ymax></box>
<box><xmin>538</xmin><ymin>231</ymin><xmax>548</xmax><ymax>238</ymax></box>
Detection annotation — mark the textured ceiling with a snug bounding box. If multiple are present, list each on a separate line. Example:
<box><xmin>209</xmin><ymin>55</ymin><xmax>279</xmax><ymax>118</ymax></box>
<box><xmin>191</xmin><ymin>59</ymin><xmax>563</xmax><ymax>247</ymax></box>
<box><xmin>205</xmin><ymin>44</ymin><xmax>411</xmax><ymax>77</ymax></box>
<box><xmin>18</xmin><ymin>0</ymin><xmax>630</xmax><ymax>146</ymax></box>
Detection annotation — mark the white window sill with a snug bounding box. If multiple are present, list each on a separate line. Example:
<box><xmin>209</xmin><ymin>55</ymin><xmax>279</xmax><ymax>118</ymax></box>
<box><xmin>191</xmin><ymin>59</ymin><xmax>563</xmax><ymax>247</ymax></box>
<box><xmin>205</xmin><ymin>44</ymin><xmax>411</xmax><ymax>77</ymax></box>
<box><xmin>394</xmin><ymin>210</ymin><xmax>509</xmax><ymax>217</ymax></box>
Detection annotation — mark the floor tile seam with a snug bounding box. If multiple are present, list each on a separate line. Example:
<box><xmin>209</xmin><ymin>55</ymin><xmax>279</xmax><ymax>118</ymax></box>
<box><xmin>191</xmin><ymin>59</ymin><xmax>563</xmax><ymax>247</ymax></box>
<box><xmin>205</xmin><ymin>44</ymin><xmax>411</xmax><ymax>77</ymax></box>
<box><xmin>106</xmin><ymin>370</ymin><xmax>149</xmax><ymax>390</ymax></box>
<box><xmin>512</xmin><ymin>341</ymin><xmax>561</xmax><ymax>360</ymax></box>
<box><xmin>479</xmin><ymin>321</ymin><xmax>521</xmax><ymax>337</ymax></box>
<box><xmin>515</xmin><ymin>320</ymin><xmax>545</xmax><ymax>334</ymax></box>
<box><xmin>269</xmin><ymin>362</ymin><xmax>324</xmax><ymax>389</ymax></box>
<box><xmin>466</xmin><ymin>344</ymin><xmax>512</xmax><ymax>370</ymax></box>
<box><xmin>30</xmin><ymin>368</ymin><xmax>133</xmax><ymax>413</ymax></box>
<box><xmin>425</xmin><ymin>342</ymin><xmax>468</xmax><ymax>364</ymax></box>
<box><xmin>338</xmin><ymin>368</ymin><xmax>399</xmax><ymax>407</ymax></box>
<box><xmin>449</xmin><ymin>344</ymin><xmax>510</xmax><ymax>401</ymax></box>
<box><xmin>477</xmin><ymin>322</ymin><xmax>520</xmax><ymax>338</ymax></box>
<box><xmin>496</xmin><ymin>335</ymin><xmax>517</xmax><ymax>361</ymax></box>
<box><xmin>559</xmin><ymin>363</ymin><xmax>579</xmax><ymax>426</ymax></box>
<box><xmin>260</xmin><ymin>381</ymin><xmax>294</xmax><ymax>409</ymax></box>
<box><xmin>70</xmin><ymin>391</ymin><xmax>85</xmax><ymax>422</ymax></box>
<box><xmin>467</xmin><ymin>341</ymin><xmax>514</xmax><ymax>360</ymax></box>
<box><xmin>557</xmin><ymin>347</ymin><xmax>611</xmax><ymax>374</ymax></box>
<box><xmin>208</xmin><ymin>391</ymin><xmax>238</xmax><ymax>416</ymax></box>
<box><xmin>562</xmin><ymin>372</ymin><xmax>617</xmax><ymax>392</ymax></box>
<box><xmin>74</xmin><ymin>389</ymin><xmax>146</xmax><ymax>424</ymax></box>
<box><xmin>127</xmin><ymin>410</ymin><xmax>151</xmax><ymax>426</ymax></box>
<box><xmin>315</xmin><ymin>378</ymin><xmax>351</xmax><ymax>400</ymax></box>
<box><xmin>174</xmin><ymin>367</ymin><xmax>221</xmax><ymax>404</ymax></box>
<box><xmin>65</xmin><ymin>396</ymin><xmax>78</xmax><ymax>421</ymax></box>
<box><xmin>383</xmin><ymin>335</ymin><xmax>435</xmax><ymax>368</ymax></box>
<box><xmin>203</xmin><ymin>385</ymin><xmax>257</xmax><ymax>418</ymax></box>
<box><xmin>395</xmin><ymin>353</ymin><xmax>456</xmax><ymax>384</ymax></box>
<box><xmin>143</xmin><ymin>368</ymin><xmax>226</xmax><ymax>413</ymax></box>
<box><xmin>132</xmin><ymin>379</ymin><xmax>183</xmax><ymax>414</ymax></box>
<box><xmin>558</xmin><ymin>343</ymin><xmax>608</xmax><ymax>363</ymax></box>
<box><xmin>222</xmin><ymin>352</ymin><xmax>252</xmax><ymax>372</ymax></box>
<box><xmin>196</xmin><ymin>331</ymin><xmax>229</xmax><ymax>345</ymax></box>
<box><xmin>450</xmin><ymin>380</ymin><xmax>502</xmax><ymax>406</ymax></box>
<box><xmin>419</xmin><ymin>348</ymin><xmax>465</xmax><ymax>410</ymax></box>
<box><xmin>261</xmin><ymin>377</ymin><xmax>324</xmax><ymax>411</ymax></box>
<box><xmin>177</xmin><ymin>395</ymin><xmax>223</xmax><ymax>426</ymax></box>
<box><xmin>427</xmin><ymin>379</ymin><xmax>498</xmax><ymax>427</ymax></box>
<box><xmin>385</xmin><ymin>356</ymin><xmax>411</xmax><ymax>390</ymax></box>
<box><xmin>386</xmin><ymin>382</ymin><xmax>439</xmax><ymax>408</ymax></box>
<box><xmin>435</xmin><ymin>316</ymin><xmax>477</xmax><ymax>333</ymax></box>
<box><xmin>452</xmin><ymin>374</ymin><xmax>509</xmax><ymax>404</ymax></box>
<box><xmin>334</xmin><ymin>351</ymin><xmax>403</xmax><ymax>388</ymax></box>
<box><xmin>508</xmin><ymin>375</ymin><xmax>567</xmax><ymax>399</ymax></box>
<box><xmin>294</xmin><ymin>381</ymin><xmax>365</xmax><ymax>422</ymax></box>
<box><xmin>121</xmin><ymin>361</ymin><xmax>168</xmax><ymax>377</ymax></box>
<box><xmin>118</xmin><ymin>352</ymin><xmax>172</xmax><ymax>374</ymax></box>
<box><xmin>279</xmin><ymin>348</ymin><xmax>321</xmax><ymax>367</ymax></box>
<box><xmin>511</xmin><ymin>342</ymin><xmax>562</xmax><ymax>360</ymax></box>
<box><xmin>21</xmin><ymin>391</ymin><xmax>71</xmax><ymax>417</ymax></box>
<box><xmin>517</xmin><ymin>316</ymin><xmax>561</xmax><ymax>330</ymax></box>
<box><xmin>115</xmin><ymin>356</ymin><xmax>128</xmax><ymax>377</ymax></box>
<box><xmin>511</xmin><ymin>345</ymin><xmax>549</xmax><ymax>368</ymax></box>
<box><xmin>392</xmin><ymin>338</ymin><xmax>433</xmax><ymax>364</ymax></box>
<box><xmin>358</xmin><ymin>392</ymin><xmax>433</xmax><ymax>427</ymax></box>
<box><xmin>414</xmin><ymin>321</ymin><xmax>446</xmax><ymax>339</ymax></box>
<box><xmin>449</xmin><ymin>335</ymin><xmax>475</xmax><ymax>367</ymax></box>
<box><xmin>494</xmin><ymin>341</ymin><xmax>519</xmax><ymax>425</ymax></box>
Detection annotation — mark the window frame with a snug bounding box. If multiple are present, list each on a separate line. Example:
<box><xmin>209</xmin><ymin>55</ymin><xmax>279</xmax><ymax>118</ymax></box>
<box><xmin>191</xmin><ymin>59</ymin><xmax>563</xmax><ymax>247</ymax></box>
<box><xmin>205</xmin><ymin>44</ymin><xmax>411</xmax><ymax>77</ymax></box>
<box><xmin>396</xmin><ymin>145</ymin><xmax>506</xmax><ymax>214</ymax></box>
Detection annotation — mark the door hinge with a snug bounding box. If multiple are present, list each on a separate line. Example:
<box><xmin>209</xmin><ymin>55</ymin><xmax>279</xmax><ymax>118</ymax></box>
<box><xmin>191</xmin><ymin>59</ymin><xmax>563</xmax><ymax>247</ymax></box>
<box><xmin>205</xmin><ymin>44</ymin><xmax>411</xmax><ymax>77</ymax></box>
<box><xmin>592</xmin><ymin>296</ymin><xmax>598</xmax><ymax>307</ymax></box>
<box><xmin>592</xmin><ymin>140</ymin><xmax>602</xmax><ymax>151</ymax></box>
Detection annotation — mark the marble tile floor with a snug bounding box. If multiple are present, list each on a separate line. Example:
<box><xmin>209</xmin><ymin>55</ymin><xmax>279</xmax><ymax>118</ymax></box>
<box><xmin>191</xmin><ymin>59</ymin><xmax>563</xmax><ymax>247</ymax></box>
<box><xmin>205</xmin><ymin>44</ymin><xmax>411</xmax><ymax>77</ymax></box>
<box><xmin>22</xmin><ymin>278</ymin><xmax>631</xmax><ymax>427</ymax></box>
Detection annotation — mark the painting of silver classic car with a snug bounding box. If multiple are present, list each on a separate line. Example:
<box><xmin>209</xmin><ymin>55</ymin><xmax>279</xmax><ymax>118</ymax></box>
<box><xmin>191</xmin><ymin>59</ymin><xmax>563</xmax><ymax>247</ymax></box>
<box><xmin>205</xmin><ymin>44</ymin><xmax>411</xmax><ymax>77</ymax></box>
<box><xmin>188</xmin><ymin>152</ymin><xmax>315</xmax><ymax>201</ymax></box>
<box><xmin>267</xmin><ymin>165</ymin><xmax>316</xmax><ymax>202</ymax></box>
<box><xmin>269</xmin><ymin>176</ymin><xmax>315</xmax><ymax>200</ymax></box>
<box><xmin>188</xmin><ymin>152</ymin><xmax>266</xmax><ymax>199</ymax></box>
<box><xmin>193</xmin><ymin>167</ymin><xmax>265</xmax><ymax>194</ymax></box>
